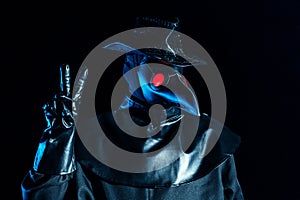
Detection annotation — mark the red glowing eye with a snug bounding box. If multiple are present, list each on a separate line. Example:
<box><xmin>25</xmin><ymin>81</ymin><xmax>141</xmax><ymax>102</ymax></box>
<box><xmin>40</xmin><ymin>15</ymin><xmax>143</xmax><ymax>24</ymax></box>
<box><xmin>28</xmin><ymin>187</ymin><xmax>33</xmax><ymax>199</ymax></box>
<box><xmin>152</xmin><ymin>73</ymin><xmax>165</xmax><ymax>87</ymax></box>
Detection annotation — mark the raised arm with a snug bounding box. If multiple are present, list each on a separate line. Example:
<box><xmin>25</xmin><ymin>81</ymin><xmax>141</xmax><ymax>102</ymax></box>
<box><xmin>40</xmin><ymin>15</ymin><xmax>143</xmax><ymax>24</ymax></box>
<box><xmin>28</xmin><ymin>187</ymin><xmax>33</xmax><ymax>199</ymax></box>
<box><xmin>21</xmin><ymin>64</ymin><xmax>88</xmax><ymax>200</ymax></box>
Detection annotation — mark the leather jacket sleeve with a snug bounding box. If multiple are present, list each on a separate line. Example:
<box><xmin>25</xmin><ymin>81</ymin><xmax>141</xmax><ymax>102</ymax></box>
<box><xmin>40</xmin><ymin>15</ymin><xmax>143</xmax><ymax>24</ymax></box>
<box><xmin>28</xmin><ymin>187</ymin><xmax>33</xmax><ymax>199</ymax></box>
<box><xmin>21</xmin><ymin>64</ymin><xmax>88</xmax><ymax>200</ymax></box>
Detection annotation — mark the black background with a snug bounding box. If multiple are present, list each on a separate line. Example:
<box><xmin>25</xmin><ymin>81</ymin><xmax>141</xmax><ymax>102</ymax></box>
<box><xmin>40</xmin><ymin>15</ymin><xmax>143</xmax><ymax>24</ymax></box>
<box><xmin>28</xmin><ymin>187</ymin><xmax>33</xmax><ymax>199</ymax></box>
<box><xmin>2</xmin><ymin>1</ymin><xmax>299</xmax><ymax>199</ymax></box>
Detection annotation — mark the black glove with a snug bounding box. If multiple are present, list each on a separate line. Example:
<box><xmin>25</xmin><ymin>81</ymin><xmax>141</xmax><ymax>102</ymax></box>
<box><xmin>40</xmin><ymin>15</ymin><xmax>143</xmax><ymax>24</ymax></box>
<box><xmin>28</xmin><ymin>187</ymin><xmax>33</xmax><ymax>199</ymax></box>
<box><xmin>32</xmin><ymin>64</ymin><xmax>88</xmax><ymax>175</ymax></box>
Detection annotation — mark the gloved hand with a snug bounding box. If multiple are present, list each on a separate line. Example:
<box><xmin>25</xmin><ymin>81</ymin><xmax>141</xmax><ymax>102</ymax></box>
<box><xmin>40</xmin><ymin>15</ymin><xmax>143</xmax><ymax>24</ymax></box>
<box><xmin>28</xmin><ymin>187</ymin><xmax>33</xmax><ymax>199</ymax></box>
<box><xmin>32</xmin><ymin>64</ymin><xmax>88</xmax><ymax>175</ymax></box>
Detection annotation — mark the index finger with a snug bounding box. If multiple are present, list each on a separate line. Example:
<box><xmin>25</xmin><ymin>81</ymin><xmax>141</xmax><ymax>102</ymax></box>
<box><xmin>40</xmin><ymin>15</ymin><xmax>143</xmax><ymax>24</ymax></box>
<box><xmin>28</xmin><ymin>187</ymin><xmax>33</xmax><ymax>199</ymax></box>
<box><xmin>73</xmin><ymin>67</ymin><xmax>88</xmax><ymax>102</ymax></box>
<box><xmin>59</xmin><ymin>64</ymin><xmax>71</xmax><ymax>97</ymax></box>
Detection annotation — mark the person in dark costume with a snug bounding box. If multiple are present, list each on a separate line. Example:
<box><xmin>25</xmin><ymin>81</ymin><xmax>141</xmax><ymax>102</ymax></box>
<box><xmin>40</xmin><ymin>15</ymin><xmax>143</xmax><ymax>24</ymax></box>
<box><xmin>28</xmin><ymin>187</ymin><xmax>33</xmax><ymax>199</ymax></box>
<box><xmin>21</xmin><ymin>17</ymin><xmax>244</xmax><ymax>200</ymax></box>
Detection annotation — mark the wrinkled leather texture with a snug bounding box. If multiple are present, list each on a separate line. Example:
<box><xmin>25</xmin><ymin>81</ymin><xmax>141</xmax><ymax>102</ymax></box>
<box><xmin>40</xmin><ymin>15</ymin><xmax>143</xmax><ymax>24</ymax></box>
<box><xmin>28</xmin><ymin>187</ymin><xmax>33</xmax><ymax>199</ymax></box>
<box><xmin>21</xmin><ymin>17</ymin><xmax>244</xmax><ymax>200</ymax></box>
<box><xmin>32</xmin><ymin>64</ymin><xmax>76</xmax><ymax>175</ymax></box>
<box><xmin>22</xmin><ymin>108</ymin><xmax>244</xmax><ymax>199</ymax></box>
<box><xmin>31</xmin><ymin>64</ymin><xmax>88</xmax><ymax>175</ymax></box>
<box><xmin>22</xmin><ymin>152</ymin><xmax>244</xmax><ymax>200</ymax></box>
<box><xmin>75</xmin><ymin>109</ymin><xmax>242</xmax><ymax>188</ymax></box>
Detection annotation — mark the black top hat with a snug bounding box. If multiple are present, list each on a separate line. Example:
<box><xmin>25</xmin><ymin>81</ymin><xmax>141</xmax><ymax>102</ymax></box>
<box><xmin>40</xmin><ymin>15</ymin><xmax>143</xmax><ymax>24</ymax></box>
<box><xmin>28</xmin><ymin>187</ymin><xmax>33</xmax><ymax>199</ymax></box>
<box><xmin>135</xmin><ymin>17</ymin><xmax>180</xmax><ymax>30</ymax></box>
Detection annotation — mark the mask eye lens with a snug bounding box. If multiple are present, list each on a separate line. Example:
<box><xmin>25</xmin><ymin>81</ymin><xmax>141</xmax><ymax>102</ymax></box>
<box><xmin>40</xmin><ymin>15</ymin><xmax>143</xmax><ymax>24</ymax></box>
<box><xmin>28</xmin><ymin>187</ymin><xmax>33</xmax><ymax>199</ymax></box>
<box><xmin>152</xmin><ymin>73</ymin><xmax>165</xmax><ymax>87</ymax></box>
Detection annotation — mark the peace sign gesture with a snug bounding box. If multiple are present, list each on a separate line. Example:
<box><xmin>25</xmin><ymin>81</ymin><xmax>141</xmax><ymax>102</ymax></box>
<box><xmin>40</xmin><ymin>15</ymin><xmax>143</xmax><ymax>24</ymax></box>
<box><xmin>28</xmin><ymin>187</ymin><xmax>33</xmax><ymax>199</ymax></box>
<box><xmin>33</xmin><ymin>64</ymin><xmax>88</xmax><ymax>175</ymax></box>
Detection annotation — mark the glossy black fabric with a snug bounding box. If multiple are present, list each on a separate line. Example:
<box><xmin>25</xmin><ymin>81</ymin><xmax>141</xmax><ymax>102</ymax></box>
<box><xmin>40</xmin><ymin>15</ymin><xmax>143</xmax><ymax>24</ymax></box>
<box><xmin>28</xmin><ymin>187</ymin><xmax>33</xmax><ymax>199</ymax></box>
<box><xmin>32</xmin><ymin>64</ymin><xmax>77</xmax><ymax>175</ymax></box>
<box><xmin>22</xmin><ymin>155</ymin><xmax>242</xmax><ymax>200</ymax></box>
<box><xmin>21</xmin><ymin>17</ymin><xmax>244</xmax><ymax>199</ymax></box>
<box><xmin>21</xmin><ymin>110</ymin><xmax>244</xmax><ymax>199</ymax></box>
